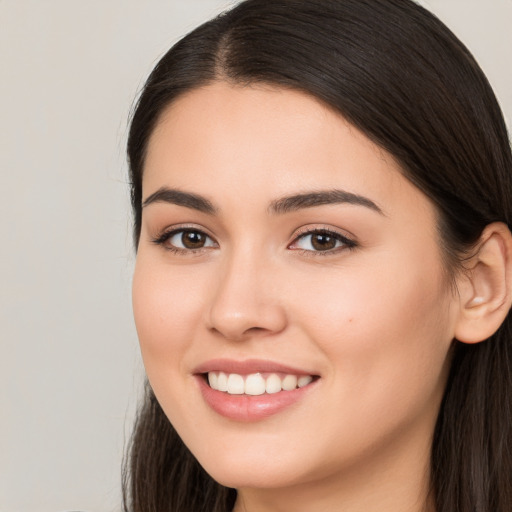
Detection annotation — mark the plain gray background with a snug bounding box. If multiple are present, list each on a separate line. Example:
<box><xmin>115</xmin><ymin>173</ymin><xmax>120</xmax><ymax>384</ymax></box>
<box><xmin>1</xmin><ymin>1</ymin><xmax>511</xmax><ymax>511</ymax></box>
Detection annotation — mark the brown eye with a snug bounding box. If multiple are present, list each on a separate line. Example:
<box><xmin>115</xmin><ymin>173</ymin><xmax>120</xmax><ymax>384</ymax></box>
<box><xmin>290</xmin><ymin>229</ymin><xmax>356</xmax><ymax>253</ymax></box>
<box><xmin>181</xmin><ymin>230</ymin><xmax>207</xmax><ymax>249</ymax></box>
<box><xmin>310</xmin><ymin>233</ymin><xmax>337</xmax><ymax>251</ymax></box>
<box><xmin>156</xmin><ymin>229</ymin><xmax>217</xmax><ymax>251</ymax></box>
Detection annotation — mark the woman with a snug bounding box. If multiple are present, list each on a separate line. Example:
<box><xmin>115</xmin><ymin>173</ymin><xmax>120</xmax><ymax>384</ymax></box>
<box><xmin>123</xmin><ymin>0</ymin><xmax>512</xmax><ymax>511</ymax></box>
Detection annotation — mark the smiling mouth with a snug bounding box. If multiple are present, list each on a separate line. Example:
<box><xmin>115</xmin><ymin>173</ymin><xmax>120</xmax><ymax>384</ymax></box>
<box><xmin>206</xmin><ymin>371</ymin><xmax>318</xmax><ymax>395</ymax></box>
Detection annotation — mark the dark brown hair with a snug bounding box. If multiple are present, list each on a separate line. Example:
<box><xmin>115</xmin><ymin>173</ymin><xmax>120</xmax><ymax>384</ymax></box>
<box><xmin>123</xmin><ymin>1</ymin><xmax>512</xmax><ymax>510</ymax></box>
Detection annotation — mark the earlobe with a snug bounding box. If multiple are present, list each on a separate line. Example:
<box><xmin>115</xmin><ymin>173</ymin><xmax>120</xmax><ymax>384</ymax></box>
<box><xmin>454</xmin><ymin>222</ymin><xmax>512</xmax><ymax>344</ymax></box>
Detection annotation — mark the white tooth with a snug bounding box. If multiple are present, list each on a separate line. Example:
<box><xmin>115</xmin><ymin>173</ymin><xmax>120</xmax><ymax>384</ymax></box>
<box><xmin>245</xmin><ymin>373</ymin><xmax>266</xmax><ymax>395</ymax></box>
<box><xmin>265</xmin><ymin>374</ymin><xmax>282</xmax><ymax>394</ymax></box>
<box><xmin>217</xmin><ymin>372</ymin><xmax>228</xmax><ymax>392</ymax></box>
<box><xmin>227</xmin><ymin>373</ymin><xmax>245</xmax><ymax>394</ymax></box>
<box><xmin>298</xmin><ymin>375</ymin><xmax>313</xmax><ymax>388</ymax></box>
<box><xmin>282</xmin><ymin>374</ymin><xmax>298</xmax><ymax>391</ymax></box>
<box><xmin>208</xmin><ymin>372</ymin><xmax>218</xmax><ymax>390</ymax></box>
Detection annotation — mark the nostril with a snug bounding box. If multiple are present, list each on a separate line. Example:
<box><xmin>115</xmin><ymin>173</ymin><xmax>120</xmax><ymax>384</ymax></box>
<box><xmin>245</xmin><ymin>326</ymin><xmax>267</xmax><ymax>334</ymax></box>
<box><xmin>209</xmin><ymin>324</ymin><xmax>279</xmax><ymax>342</ymax></box>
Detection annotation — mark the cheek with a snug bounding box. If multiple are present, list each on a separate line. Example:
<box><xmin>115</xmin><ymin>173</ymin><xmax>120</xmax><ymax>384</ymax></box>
<box><xmin>294</xmin><ymin>253</ymin><xmax>453</xmax><ymax>416</ymax></box>
<box><xmin>132</xmin><ymin>256</ymin><xmax>206</xmax><ymax>369</ymax></box>
<box><xmin>296</xmin><ymin>254</ymin><xmax>450</xmax><ymax>339</ymax></box>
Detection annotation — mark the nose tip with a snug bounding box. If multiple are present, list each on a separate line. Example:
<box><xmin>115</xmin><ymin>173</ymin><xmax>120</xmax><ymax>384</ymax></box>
<box><xmin>205</xmin><ymin>261</ymin><xmax>287</xmax><ymax>341</ymax></box>
<box><xmin>207</xmin><ymin>304</ymin><xmax>287</xmax><ymax>341</ymax></box>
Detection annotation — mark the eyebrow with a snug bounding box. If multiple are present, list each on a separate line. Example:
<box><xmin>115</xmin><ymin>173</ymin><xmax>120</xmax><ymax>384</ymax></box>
<box><xmin>269</xmin><ymin>190</ymin><xmax>383</xmax><ymax>215</ymax></box>
<box><xmin>142</xmin><ymin>186</ymin><xmax>383</xmax><ymax>216</ymax></box>
<box><xmin>142</xmin><ymin>187</ymin><xmax>217</xmax><ymax>214</ymax></box>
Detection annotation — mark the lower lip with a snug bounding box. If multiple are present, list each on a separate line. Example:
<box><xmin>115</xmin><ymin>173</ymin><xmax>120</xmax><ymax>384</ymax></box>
<box><xmin>196</xmin><ymin>375</ymin><xmax>318</xmax><ymax>422</ymax></box>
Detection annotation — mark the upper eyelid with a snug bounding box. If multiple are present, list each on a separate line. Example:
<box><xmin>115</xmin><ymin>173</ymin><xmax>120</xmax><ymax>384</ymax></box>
<box><xmin>151</xmin><ymin>225</ymin><xmax>218</xmax><ymax>248</ymax></box>
<box><xmin>291</xmin><ymin>225</ymin><xmax>355</xmax><ymax>241</ymax></box>
<box><xmin>155</xmin><ymin>223</ymin><xmax>216</xmax><ymax>238</ymax></box>
<box><xmin>288</xmin><ymin>226</ymin><xmax>358</xmax><ymax>252</ymax></box>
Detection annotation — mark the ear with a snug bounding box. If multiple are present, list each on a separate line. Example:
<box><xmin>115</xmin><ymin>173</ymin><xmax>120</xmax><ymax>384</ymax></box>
<box><xmin>454</xmin><ymin>222</ymin><xmax>512</xmax><ymax>344</ymax></box>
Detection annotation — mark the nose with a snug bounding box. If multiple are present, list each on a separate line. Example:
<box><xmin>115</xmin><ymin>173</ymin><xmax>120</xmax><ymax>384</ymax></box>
<box><xmin>205</xmin><ymin>250</ymin><xmax>287</xmax><ymax>341</ymax></box>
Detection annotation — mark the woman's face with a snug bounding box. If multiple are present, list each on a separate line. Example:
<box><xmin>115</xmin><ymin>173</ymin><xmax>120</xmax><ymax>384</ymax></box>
<box><xmin>133</xmin><ymin>82</ymin><xmax>458</xmax><ymax>492</ymax></box>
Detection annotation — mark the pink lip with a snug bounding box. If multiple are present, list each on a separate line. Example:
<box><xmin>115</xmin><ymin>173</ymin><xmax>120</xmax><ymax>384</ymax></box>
<box><xmin>196</xmin><ymin>377</ymin><xmax>318</xmax><ymax>422</ymax></box>
<box><xmin>193</xmin><ymin>359</ymin><xmax>320</xmax><ymax>422</ymax></box>
<box><xmin>193</xmin><ymin>358</ymin><xmax>317</xmax><ymax>376</ymax></box>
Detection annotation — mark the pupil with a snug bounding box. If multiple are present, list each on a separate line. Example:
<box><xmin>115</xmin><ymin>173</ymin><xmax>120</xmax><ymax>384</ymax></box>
<box><xmin>182</xmin><ymin>231</ymin><xmax>205</xmax><ymax>249</ymax></box>
<box><xmin>312</xmin><ymin>233</ymin><xmax>336</xmax><ymax>251</ymax></box>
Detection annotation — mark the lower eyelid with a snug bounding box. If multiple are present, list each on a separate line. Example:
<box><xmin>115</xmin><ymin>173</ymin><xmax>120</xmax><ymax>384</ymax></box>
<box><xmin>167</xmin><ymin>230</ymin><xmax>215</xmax><ymax>245</ymax></box>
<box><xmin>152</xmin><ymin>224</ymin><xmax>216</xmax><ymax>242</ymax></box>
<box><xmin>290</xmin><ymin>230</ymin><xmax>355</xmax><ymax>248</ymax></box>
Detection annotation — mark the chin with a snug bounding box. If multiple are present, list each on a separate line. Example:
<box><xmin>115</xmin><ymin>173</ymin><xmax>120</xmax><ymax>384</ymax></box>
<box><xmin>181</xmin><ymin>433</ymin><xmax>310</xmax><ymax>489</ymax></box>
<box><xmin>201</xmin><ymin>459</ymin><xmax>305</xmax><ymax>490</ymax></box>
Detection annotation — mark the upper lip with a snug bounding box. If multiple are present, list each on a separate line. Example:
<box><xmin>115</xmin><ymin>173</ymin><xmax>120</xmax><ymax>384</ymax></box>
<box><xmin>193</xmin><ymin>358</ymin><xmax>318</xmax><ymax>376</ymax></box>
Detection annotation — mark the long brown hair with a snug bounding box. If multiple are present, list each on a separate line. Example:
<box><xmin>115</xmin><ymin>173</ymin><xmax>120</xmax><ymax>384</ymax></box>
<box><xmin>123</xmin><ymin>1</ymin><xmax>512</xmax><ymax>510</ymax></box>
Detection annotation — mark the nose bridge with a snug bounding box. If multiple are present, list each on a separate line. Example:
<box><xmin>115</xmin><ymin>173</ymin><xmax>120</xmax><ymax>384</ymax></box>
<box><xmin>206</xmin><ymin>243</ymin><xmax>287</xmax><ymax>340</ymax></box>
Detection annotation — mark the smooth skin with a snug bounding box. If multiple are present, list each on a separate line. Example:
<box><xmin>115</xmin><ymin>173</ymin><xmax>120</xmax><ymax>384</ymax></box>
<box><xmin>133</xmin><ymin>82</ymin><xmax>512</xmax><ymax>512</ymax></box>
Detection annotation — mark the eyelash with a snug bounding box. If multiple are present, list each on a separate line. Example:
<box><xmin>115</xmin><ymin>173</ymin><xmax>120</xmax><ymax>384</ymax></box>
<box><xmin>290</xmin><ymin>227</ymin><xmax>358</xmax><ymax>256</ymax></box>
<box><xmin>151</xmin><ymin>226</ymin><xmax>358</xmax><ymax>256</ymax></box>
<box><xmin>151</xmin><ymin>225</ymin><xmax>217</xmax><ymax>255</ymax></box>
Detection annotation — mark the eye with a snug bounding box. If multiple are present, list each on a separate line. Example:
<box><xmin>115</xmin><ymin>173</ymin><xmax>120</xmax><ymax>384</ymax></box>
<box><xmin>153</xmin><ymin>228</ymin><xmax>217</xmax><ymax>252</ymax></box>
<box><xmin>289</xmin><ymin>229</ymin><xmax>356</xmax><ymax>253</ymax></box>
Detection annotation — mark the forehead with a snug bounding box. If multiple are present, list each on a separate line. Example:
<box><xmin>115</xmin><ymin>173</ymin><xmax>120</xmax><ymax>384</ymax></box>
<box><xmin>143</xmin><ymin>82</ymin><xmax>429</xmax><ymax>221</ymax></box>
